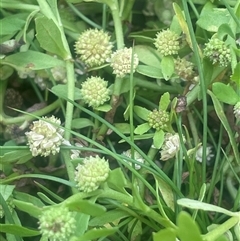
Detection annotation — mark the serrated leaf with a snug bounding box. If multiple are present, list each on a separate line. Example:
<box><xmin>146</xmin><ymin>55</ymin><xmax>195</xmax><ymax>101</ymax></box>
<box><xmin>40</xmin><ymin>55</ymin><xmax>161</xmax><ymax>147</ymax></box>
<box><xmin>134</xmin><ymin>106</ymin><xmax>151</xmax><ymax>121</ymax></box>
<box><xmin>0</xmin><ymin>224</ymin><xmax>40</xmax><ymax>237</ymax></box>
<box><xmin>153</xmin><ymin>130</ymin><xmax>165</xmax><ymax>149</ymax></box>
<box><xmin>161</xmin><ymin>56</ymin><xmax>174</xmax><ymax>80</ymax></box>
<box><xmin>35</xmin><ymin>16</ymin><xmax>68</xmax><ymax>59</ymax></box>
<box><xmin>177</xmin><ymin>198</ymin><xmax>237</xmax><ymax>216</ymax></box>
<box><xmin>212</xmin><ymin>83</ymin><xmax>239</xmax><ymax>105</ymax></box>
<box><xmin>134</xmin><ymin>123</ymin><xmax>151</xmax><ymax>135</ymax></box>
<box><xmin>71</xmin><ymin>118</ymin><xmax>94</xmax><ymax>129</ymax></box>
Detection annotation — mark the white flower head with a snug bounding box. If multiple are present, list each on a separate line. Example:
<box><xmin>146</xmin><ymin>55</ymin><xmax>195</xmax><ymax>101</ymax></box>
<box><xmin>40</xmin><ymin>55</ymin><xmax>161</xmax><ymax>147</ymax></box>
<box><xmin>233</xmin><ymin>102</ymin><xmax>240</xmax><ymax>120</ymax></box>
<box><xmin>122</xmin><ymin>149</ymin><xmax>145</xmax><ymax>170</ymax></box>
<box><xmin>160</xmin><ymin>133</ymin><xmax>185</xmax><ymax>161</ymax></box>
<box><xmin>25</xmin><ymin>116</ymin><xmax>64</xmax><ymax>157</ymax></box>
<box><xmin>195</xmin><ymin>145</ymin><xmax>214</xmax><ymax>163</ymax></box>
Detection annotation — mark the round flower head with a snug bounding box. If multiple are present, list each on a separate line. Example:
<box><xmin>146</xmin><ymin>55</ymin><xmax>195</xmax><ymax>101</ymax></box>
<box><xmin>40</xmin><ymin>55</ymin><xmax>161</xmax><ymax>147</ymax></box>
<box><xmin>148</xmin><ymin>109</ymin><xmax>169</xmax><ymax>131</ymax></box>
<box><xmin>203</xmin><ymin>38</ymin><xmax>231</xmax><ymax>67</ymax></box>
<box><xmin>195</xmin><ymin>145</ymin><xmax>214</xmax><ymax>164</ymax></box>
<box><xmin>80</xmin><ymin>76</ymin><xmax>110</xmax><ymax>108</ymax></box>
<box><xmin>174</xmin><ymin>57</ymin><xmax>195</xmax><ymax>81</ymax></box>
<box><xmin>122</xmin><ymin>149</ymin><xmax>144</xmax><ymax>170</ymax></box>
<box><xmin>75</xmin><ymin>29</ymin><xmax>113</xmax><ymax>67</ymax></box>
<box><xmin>38</xmin><ymin>206</ymin><xmax>76</xmax><ymax>241</ymax></box>
<box><xmin>25</xmin><ymin>116</ymin><xmax>64</xmax><ymax>157</ymax></box>
<box><xmin>233</xmin><ymin>102</ymin><xmax>240</xmax><ymax>120</ymax></box>
<box><xmin>154</xmin><ymin>29</ymin><xmax>180</xmax><ymax>56</ymax></box>
<box><xmin>110</xmin><ymin>47</ymin><xmax>139</xmax><ymax>78</ymax></box>
<box><xmin>160</xmin><ymin>133</ymin><xmax>185</xmax><ymax>161</ymax></box>
<box><xmin>75</xmin><ymin>155</ymin><xmax>109</xmax><ymax>193</ymax></box>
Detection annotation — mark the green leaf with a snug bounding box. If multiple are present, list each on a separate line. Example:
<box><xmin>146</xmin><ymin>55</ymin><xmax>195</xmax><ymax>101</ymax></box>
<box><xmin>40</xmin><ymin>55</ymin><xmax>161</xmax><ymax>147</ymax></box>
<box><xmin>154</xmin><ymin>173</ymin><xmax>175</xmax><ymax>211</ymax></box>
<box><xmin>159</xmin><ymin>92</ymin><xmax>170</xmax><ymax>111</ymax></box>
<box><xmin>89</xmin><ymin>209</ymin><xmax>129</xmax><ymax>226</ymax></box>
<box><xmin>71</xmin><ymin>118</ymin><xmax>94</xmax><ymax>129</ymax></box>
<box><xmin>153</xmin><ymin>130</ymin><xmax>165</xmax><ymax>149</ymax></box>
<box><xmin>197</xmin><ymin>2</ymin><xmax>231</xmax><ymax>32</ymax></box>
<box><xmin>0</xmin><ymin>224</ymin><xmax>39</xmax><ymax>237</ymax></box>
<box><xmin>35</xmin><ymin>16</ymin><xmax>68</xmax><ymax>59</ymax></box>
<box><xmin>231</xmin><ymin>63</ymin><xmax>240</xmax><ymax>87</ymax></box>
<box><xmin>0</xmin><ymin>14</ymin><xmax>28</xmax><ymax>36</ymax></box>
<box><xmin>153</xmin><ymin>228</ymin><xmax>176</xmax><ymax>241</ymax></box>
<box><xmin>208</xmin><ymin>90</ymin><xmax>240</xmax><ymax>164</ymax></box>
<box><xmin>37</xmin><ymin>192</ymin><xmax>56</xmax><ymax>205</ymax></box>
<box><xmin>217</xmin><ymin>23</ymin><xmax>235</xmax><ymax>39</ymax></box>
<box><xmin>0</xmin><ymin>185</ymin><xmax>15</xmax><ymax>200</ymax></box>
<box><xmin>161</xmin><ymin>56</ymin><xmax>174</xmax><ymax>80</ymax></box>
<box><xmin>1</xmin><ymin>50</ymin><xmax>65</xmax><ymax>70</ymax></box>
<box><xmin>136</xmin><ymin>65</ymin><xmax>163</xmax><ymax>79</ymax></box>
<box><xmin>134</xmin><ymin>123</ymin><xmax>151</xmax><ymax>135</ymax></box>
<box><xmin>74</xmin><ymin>227</ymin><xmax>118</xmax><ymax>241</ymax></box>
<box><xmin>107</xmin><ymin>168</ymin><xmax>128</xmax><ymax>193</ymax></box>
<box><xmin>177</xmin><ymin>198</ymin><xmax>238</xmax><ymax>216</ymax></box>
<box><xmin>134</xmin><ymin>106</ymin><xmax>151</xmax><ymax>121</ymax></box>
<box><xmin>212</xmin><ymin>83</ymin><xmax>239</xmax><ymax>105</ymax></box>
<box><xmin>95</xmin><ymin>104</ymin><xmax>112</xmax><ymax>112</ymax></box>
<box><xmin>177</xmin><ymin>211</ymin><xmax>203</xmax><ymax>241</ymax></box>
<box><xmin>114</xmin><ymin>123</ymin><xmax>131</xmax><ymax>134</ymax></box>
<box><xmin>128</xmin><ymin>218</ymin><xmax>142</xmax><ymax>241</ymax></box>
<box><xmin>134</xmin><ymin>45</ymin><xmax>161</xmax><ymax>68</ymax></box>
<box><xmin>13</xmin><ymin>199</ymin><xmax>42</xmax><ymax>218</ymax></box>
<box><xmin>0</xmin><ymin>150</ymin><xmax>32</xmax><ymax>164</ymax></box>
<box><xmin>66</xmin><ymin>200</ymin><xmax>106</xmax><ymax>216</ymax></box>
<box><xmin>51</xmin><ymin>84</ymin><xmax>82</xmax><ymax>100</ymax></box>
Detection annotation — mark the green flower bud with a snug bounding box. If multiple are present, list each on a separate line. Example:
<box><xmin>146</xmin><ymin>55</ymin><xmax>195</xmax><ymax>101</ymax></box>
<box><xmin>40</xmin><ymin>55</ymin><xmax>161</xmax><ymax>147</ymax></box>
<box><xmin>110</xmin><ymin>47</ymin><xmax>139</xmax><ymax>78</ymax></box>
<box><xmin>174</xmin><ymin>57</ymin><xmax>195</xmax><ymax>81</ymax></box>
<box><xmin>38</xmin><ymin>206</ymin><xmax>76</xmax><ymax>241</ymax></box>
<box><xmin>25</xmin><ymin>116</ymin><xmax>64</xmax><ymax>157</ymax></box>
<box><xmin>75</xmin><ymin>29</ymin><xmax>113</xmax><ymax>67</ymax></box>
<box><xmin>154</xmin><ymin>29</ymin><xmax>180</xmax><ymax>56</ymax></box>
<box><xmin>75</xmin><ymin>155</ymin><xmax>109</xmax><ymax>193</ymax></box>
<box><xmin>203</xmin><ymin>38</ymin><xmax>231</xmax><ymax>67</ymax></box>
<box><xmin>148</xmin><ymin>109</ymin><xmax>169</xmax><ymax>131</ymax></box>
<box><xmin>234</xmin><ymin>102</ymin><xmax>240</xmax><ymax>120</ymax></box>
<box><xmin>80</xmin><ymin>76</ymin><xmax>110</xmax><ymax>108</ymax></box>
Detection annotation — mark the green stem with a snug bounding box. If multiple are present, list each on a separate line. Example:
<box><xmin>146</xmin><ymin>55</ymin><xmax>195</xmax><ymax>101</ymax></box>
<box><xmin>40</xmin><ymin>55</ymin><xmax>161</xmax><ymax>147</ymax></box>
<box><xmin>1</xmin><ymin>99</ymin><xmax>61</xmax><ymax>125</ymax></box>
<box><xmin>0</xmin><ymin>1</ymin><xmax>39</xmax><ymax>11</ymax></box>
<box><xmin>181</xmin><ymin>1</ymin><xmax>208</xmax><ymax>184</ymax></box>
<box><xmin>0</xmin><ymin>79</ymin><xmax>8</xmax><ymax>117</ymax></box>
<box><xmin>202</xmin><ymin>216</ymin><xmax>239</xmax><ymax>241</ymax></box>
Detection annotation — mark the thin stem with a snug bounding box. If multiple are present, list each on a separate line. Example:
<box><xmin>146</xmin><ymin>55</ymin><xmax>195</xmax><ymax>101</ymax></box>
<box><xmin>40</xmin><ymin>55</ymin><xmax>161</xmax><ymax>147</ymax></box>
<box><xmin>181</xmin><ymin>0</ymin><xmax>208</xmax><ymax>185</ymax></box>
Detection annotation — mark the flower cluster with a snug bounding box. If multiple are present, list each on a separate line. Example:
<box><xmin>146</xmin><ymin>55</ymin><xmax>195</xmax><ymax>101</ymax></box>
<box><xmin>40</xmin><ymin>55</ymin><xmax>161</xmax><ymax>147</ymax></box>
<box><xmin>154</xmin><ymin>29</ymin><xmax>180</xmax><ymax>56</ymax></box>
<box><xmin>160</xmin><ymin>133</ymin><xmax>185</xmax><ymax>161</ymax></box>
<box><xmin>203</xmin><ymin>38</ymin><xmax>231</xmax><ymax>67</ymax></box>
<box><xmin>195</xmin><ymin>145</ymin><xmax>214</xmax><ymax>164</ymax></box>
<box><xmin>122</xmin><ymin>149</ymin><xmax>145</xmax><ymax>170</ymax></box>
<box><xmin>75</xmin><ymin>29</ymin><xmax>113</xmax><ymax>67</ymax></box>
<box><xmin>110</xmin><ymin>47</ymin><xmax>139</xmax><ymax>78</ymax></box>
<box><xmin>38</xmin><ymin>206</ymin><xmax>76</xmax><ymax>241</ymax></box>
<box><xmin>75</xmin><ymin>155</ymin><xmax>110</xmax><ymax>192</ymax></box>
<box><xmin>25</xmin><ymin>116</ymin><xmax>64</xmax><ymax>157</ymax></box>
<box><xmin>174</xmin><ymin>57</ymin><xmax>195</xmax><ymax>81</ymax></box>
<box><xmin>233</xmin><ymin>102</ymin><xmax>240</xmax><ymax>120</ymax></box>
<box><xmin>148</xmin><ymin>109</ymin><xmax>169</xmax><ymax>131</ymax></box>
<box><xmin>80</xmin><ymin>76</ymin><xmax>110</xmax><ymax>108</ymax></box>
